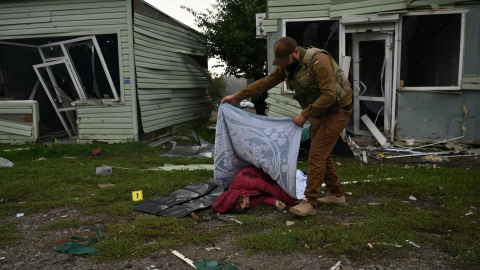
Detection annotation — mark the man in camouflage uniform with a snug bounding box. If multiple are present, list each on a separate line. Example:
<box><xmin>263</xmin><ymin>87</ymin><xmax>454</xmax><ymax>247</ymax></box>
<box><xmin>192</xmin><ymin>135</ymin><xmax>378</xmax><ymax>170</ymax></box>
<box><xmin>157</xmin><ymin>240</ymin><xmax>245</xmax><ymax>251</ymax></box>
<box><xmin>221</xmin><ymin>37</ymin><xmax>353</xmax><ymax>216</ymax></box>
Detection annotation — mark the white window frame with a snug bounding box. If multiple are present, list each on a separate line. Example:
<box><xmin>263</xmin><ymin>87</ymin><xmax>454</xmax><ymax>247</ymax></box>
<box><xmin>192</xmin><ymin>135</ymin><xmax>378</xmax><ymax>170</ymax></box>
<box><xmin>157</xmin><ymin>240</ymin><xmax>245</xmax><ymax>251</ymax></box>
<box><xmin>397</xmin><ymin>10</ymin><xmax>467</xmax><ymax>91</ymax></box>
<box><xmin>37</xmin><ymin>35</ymin><xmax>120</xmax><ymax>101</ymax></box>
<box><xmin>33</xmin><ymin>60</ymin><xmax>81</xmax><ymax>138</ymax></box>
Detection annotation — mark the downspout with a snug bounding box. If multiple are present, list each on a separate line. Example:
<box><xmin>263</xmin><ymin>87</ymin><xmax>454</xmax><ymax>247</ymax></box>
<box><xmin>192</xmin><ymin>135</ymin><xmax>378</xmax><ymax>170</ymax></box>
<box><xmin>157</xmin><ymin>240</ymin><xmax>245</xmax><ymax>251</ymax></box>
<box><xmin>127</xmin><ymin>0</ymin><xmax>139</xmax><ymax>141</ymax></box>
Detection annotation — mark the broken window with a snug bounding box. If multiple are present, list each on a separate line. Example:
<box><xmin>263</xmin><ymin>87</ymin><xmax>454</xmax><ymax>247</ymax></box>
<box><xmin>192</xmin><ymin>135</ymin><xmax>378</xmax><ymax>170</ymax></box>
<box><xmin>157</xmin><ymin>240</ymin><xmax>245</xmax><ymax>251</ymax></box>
<box><xmin>284</xmin><ymin>19</ymin><xmax>340</xmax><ymax>94</ymax></box>
<box><xmin>0</xmin><ymin>34</ymin><xmax>120</xmax><ymax>140</ymax></box>
<box><xmin>37</xmin><ymin>35</ymin><xmax>120</xmax><ymax>102</ymax></box>
<box><xmin>286</xmin><ymin>19</ymin><xmax>340</xmax><ymax>61</ymax></box>
<box><xmin>33</xmin><ymin>60</ymin><xmax>81</xmax><ymax>138</ymax></box>
<box><xmin>400</xmin><ymin>12</ymin><xmax>465</xmax><ymax>89</ymax></box>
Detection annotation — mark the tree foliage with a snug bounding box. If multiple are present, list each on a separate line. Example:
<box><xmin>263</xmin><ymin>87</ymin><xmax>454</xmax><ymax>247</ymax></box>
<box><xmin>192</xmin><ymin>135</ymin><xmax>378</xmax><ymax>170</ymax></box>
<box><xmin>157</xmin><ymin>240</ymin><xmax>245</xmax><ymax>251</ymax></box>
<box><xmin>208</xmin><ymin>75</ymin><xmax>227</xmax><ymax>107</ymax></box>
<box><xmin>183</xmin><ymin>0</ymin><xmax>267</xmax><ymax>79</ymax></box>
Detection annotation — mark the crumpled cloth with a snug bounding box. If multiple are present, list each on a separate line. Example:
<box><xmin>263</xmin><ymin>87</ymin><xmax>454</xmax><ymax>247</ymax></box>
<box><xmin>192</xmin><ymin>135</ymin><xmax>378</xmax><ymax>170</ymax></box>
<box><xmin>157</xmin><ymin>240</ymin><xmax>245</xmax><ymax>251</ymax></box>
<box><xmin>214</xmin><ymin>103</ymin><xmax>302</xmax><ymax>199</ymax></box>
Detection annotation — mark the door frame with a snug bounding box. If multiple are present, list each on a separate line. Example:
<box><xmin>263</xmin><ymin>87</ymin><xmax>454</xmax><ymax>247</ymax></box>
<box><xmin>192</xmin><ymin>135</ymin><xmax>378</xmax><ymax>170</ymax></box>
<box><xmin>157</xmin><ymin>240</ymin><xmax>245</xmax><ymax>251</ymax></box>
<box><xmin>339</xmin><ymin>14</ymin><xmax>399</xmax><ymax>140</ymax></box>
<box><xmin>352</xmin><ymin>33</ymin><xmax>393</xmax><ymax>135</ymax></box>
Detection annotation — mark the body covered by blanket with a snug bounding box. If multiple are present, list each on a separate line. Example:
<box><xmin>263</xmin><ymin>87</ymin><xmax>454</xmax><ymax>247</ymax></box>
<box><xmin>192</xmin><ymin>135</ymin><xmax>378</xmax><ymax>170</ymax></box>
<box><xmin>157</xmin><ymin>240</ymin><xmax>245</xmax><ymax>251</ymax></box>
<box><xmin>212</xmin><ymin>166</ymin><xmax>296</xmax><ymax>213</ymax></box>
<box><xmin>214</xmin><ymin>103</ymin><xmax>302</xmax><ymax>198</ymax></box>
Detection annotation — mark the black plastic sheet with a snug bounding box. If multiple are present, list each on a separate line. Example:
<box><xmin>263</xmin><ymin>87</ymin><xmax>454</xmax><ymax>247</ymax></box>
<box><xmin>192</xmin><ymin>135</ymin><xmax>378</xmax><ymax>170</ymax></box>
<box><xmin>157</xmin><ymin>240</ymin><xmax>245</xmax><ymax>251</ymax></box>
<box><xmin>132</xmin><ymin>179</ymin><xmax>224</xmax><ymax>218</ymax></box>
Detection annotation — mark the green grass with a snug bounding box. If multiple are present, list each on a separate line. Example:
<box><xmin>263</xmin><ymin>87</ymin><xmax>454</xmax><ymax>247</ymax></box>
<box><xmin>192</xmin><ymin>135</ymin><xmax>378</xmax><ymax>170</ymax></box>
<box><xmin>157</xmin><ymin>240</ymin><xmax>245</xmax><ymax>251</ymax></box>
<box><xmin>39</xmin><ymin>219</ymin><xmax>81</xmax><ymax>231</ymax></box>
<box><xmin>0</xmin><ymin>223</ymin><xmax>20</xmax><ymax>249</ymax></box>
<box><xmin>1</xmin><ymin>136</ymin><xmax>479</xmax><ymax>267</ymax></box>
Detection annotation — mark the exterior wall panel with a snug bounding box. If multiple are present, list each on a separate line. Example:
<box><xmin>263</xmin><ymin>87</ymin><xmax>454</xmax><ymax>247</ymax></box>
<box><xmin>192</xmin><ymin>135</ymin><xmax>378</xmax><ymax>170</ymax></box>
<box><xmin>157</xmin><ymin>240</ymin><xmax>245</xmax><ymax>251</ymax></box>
<box><xmin>0</xmin><ymin>101</ymin><xmax>39</xmax><ymax>144</ymax></box>
<box><xmin>133</xmin><ymin>12</ymin><xmax>211</xmax><ymax>134</ymax></box>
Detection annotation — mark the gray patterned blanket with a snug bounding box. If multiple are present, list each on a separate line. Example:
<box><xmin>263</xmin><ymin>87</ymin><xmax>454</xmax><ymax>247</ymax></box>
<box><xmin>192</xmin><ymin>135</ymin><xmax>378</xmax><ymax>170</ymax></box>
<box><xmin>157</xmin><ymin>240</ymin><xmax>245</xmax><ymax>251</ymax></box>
<box><xmin>214</xmin><ymin>103</ymin><xmax>302</xmax><ymax>199</ymax></box>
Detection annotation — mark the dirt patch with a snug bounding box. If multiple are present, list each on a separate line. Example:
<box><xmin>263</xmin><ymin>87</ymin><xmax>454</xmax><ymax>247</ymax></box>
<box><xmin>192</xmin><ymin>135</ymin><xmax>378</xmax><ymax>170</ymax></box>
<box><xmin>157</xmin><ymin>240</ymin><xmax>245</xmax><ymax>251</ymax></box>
<box><xmin>0</xmin><ymin>202</ymin><xmax>466</xmax><ymax>270</ymax></box>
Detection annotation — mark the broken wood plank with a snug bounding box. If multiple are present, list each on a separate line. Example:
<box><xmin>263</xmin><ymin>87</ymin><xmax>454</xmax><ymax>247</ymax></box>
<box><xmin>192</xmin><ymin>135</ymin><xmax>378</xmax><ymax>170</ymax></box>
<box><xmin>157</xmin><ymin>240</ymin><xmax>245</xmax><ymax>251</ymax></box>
<box><xmin>361</xmin><ymin>114</ymin><xmax>391</xmax><ymax>149</ymax></box>
<box><xmin>171</xmin><ymin>250</ymin><xmax>196</xmax><ymax>268</ymax></box>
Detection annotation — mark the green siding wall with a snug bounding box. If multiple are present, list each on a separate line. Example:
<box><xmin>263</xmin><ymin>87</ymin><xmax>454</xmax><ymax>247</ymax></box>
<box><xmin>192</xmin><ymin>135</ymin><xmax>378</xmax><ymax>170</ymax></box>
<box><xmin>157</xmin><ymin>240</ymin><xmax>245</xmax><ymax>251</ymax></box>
<box><xmin>133</xmin><ymin>12</ymin><xmax>212</xmax><ymax>134</ymax></box>
<box><xmin>265</xmin><ymin>86</ymin><xmax>302</xmax><ymax>118</ymax></box>
<box><xmin>0</xmin><ymin>101</ymin><xmax>39</xmax><ymax>144</ymax></box>
<box><xmin>0</xmin><ymin>0</ymin><xmax>135</xmax><ymax>144</ymax></box>
<box><xmin>0</xmin><ymin>0</ymin><xmax>128</xmax><ymax>38</ymax></box>
<box><xmin>265</xmin><ymin>0</ymin><xmax>468</xmax><ymax>29</ymax></box>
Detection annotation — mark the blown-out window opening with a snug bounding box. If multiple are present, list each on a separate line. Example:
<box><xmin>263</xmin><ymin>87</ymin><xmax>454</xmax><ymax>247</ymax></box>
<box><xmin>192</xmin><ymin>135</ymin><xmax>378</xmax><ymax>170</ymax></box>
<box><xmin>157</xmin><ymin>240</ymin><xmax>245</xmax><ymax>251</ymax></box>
<box><xmin>398</xmin><ymin>11</ymin><xmax>467</xmax><ymax>90</ymax></box>
<box><xmin>37</xmin><ymin>35</ymin><xmax>120</xmax><ymax>102</ymax></box>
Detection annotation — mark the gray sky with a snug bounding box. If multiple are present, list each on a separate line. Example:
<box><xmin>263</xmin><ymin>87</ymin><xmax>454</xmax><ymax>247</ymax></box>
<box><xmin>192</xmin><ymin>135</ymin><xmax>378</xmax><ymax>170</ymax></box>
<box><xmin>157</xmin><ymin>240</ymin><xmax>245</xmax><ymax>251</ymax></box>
<box><xmin>144</xmin><ymin>0</ymin><xmax>215</xmax><ymax>32</ymax></box>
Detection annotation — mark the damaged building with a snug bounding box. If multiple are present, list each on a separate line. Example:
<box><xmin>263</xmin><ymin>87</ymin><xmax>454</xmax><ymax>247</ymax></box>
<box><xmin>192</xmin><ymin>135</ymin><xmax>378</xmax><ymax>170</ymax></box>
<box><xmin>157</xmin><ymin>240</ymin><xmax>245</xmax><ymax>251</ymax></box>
<box><xmin>260</xmin><ymin>0</ymin><xmax>480</xmax><ymax>143</ymax></box>
<box><xmin>0</xmin><ymin>0</ymin><xmax>212</xmax><ymax>144</ymax></box>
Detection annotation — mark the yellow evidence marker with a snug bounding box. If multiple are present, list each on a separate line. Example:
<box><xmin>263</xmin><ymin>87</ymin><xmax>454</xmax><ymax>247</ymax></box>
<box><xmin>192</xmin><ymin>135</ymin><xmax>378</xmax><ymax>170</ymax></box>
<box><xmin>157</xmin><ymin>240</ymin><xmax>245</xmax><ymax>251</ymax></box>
<box><xmin>132</xmin><ymin>190</ymin><xmax>143</xmax><ymax>201</ymax></box>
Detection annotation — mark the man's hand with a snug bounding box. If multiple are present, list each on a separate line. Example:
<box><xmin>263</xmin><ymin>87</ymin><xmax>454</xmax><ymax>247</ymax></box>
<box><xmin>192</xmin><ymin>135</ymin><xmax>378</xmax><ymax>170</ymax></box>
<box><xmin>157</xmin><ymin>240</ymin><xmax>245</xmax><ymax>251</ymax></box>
<box><xmin>221</xmin><ymin>95</ymin><xmax>236</xmax><ymax>104</ymax></box>
<box><xmin>293</xmin><ymin>113</ymin><xmax>307</xmax><ymax>127</ymax></box>
<box><xmin>274</xmin><ymin>200</ymin><xmax>286</xmax><ymax>211</ymax></box>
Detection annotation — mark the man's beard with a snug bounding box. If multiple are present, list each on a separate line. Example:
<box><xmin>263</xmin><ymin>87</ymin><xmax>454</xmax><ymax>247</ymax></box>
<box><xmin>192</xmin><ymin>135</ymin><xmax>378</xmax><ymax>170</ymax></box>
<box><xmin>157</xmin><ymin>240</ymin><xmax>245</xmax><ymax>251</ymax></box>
<box><xmin>286</xmin><ymin>57</ymin><xmax>300</xmax><ymax>79</ymax></box>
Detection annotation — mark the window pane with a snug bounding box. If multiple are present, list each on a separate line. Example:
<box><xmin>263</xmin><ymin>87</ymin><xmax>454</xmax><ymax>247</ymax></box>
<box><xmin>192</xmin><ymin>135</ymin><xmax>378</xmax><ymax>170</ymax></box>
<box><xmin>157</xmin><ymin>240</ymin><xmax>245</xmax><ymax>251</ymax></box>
<box><xmin>36</xmin><ymin>64</ymin><xmax>80</xmax><ymax>107</ymax></box>
<box><xmin>40</xmin><ymin>45</ymin><xmax>64</xmax><ymax>60</ymax></box>
<box><xmin>400</xmin><ymin>14</ymin><xmax>461</xmax><ymax>87</ymax></box>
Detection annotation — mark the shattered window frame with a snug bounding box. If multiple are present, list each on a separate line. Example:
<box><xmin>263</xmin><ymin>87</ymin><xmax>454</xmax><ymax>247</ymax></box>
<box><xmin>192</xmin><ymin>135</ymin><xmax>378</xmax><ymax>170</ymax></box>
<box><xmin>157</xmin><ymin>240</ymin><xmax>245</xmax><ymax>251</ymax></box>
<box><xmin>32</xmin><ymin>59</ymin><xmax>82</xmax><ymax>138</ymax></box>
<box><xmin>398</xmin><ymin>10</ymin><xmax>467</xmax><ymax>91</ymax></box>
<box><xmin>37</xmin><ymin>35</ymin><xmax>120</xmax><ymax>101</ymax></box>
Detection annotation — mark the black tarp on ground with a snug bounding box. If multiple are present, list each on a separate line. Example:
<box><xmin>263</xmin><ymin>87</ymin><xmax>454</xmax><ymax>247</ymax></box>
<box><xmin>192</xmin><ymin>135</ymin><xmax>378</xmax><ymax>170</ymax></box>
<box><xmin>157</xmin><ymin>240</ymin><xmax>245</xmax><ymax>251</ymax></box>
<box><xmin>132</xmin><ymin>179</ymin><xmax>224</xmax><ymax>218</ymax></box>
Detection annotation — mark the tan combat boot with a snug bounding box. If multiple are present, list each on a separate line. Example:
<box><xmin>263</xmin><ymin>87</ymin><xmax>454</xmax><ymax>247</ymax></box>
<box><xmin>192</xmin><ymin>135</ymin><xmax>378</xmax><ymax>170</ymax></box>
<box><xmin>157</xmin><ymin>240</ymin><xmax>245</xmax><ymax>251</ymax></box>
<box><xmin>288</xmin><ymin>198</ymin><xmax>316</xmax><ymax>216</ymax></box>
<box><xmin>317</xmin><ymin>195</ymin><xmax>346</xmax><ymax>206</ymax></box>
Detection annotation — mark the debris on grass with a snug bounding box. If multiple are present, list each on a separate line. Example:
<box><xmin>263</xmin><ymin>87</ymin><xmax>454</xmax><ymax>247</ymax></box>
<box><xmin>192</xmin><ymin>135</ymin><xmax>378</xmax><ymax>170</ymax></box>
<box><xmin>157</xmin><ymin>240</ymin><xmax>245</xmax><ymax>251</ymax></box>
<box><xmin>406</xmin><ymin>240</ymin><xmax>420</xmax><ymax>248</ymax></box>
<box><xmin>171</xmin><ymin>250</ymin><xmax>196</xmax><ymax>268</ymax></box>
<box><xmin>98</xmin><ymin>184</ymin><xmax>115</xmax><ymax>188</ymax></box>
<box><xmin>91</xmin><ymin>147</ymin><xmax>101</xmax><ymax>156</ymax></box>
<box><xmin>0</xmin><ymin>157</ymin><xmax>13</xmax><ymax>167</ymax></box>
<box><xmin>53</xmin><ymin>226</ymin><xmax>103</xmax><ymax>255</ymax></box>
<box><xmin>229</xmin><ymin>218</ymin><xmax>243</xmax><ymax>225</ymax></box>
<box><xmin>191</xmin><ymin>212</ymin><xmax>200</xmax><ymax>222</ymax></box>
<box><xmin>367</xmin><ymin>202</ymin><xmax>383</xmax><ymax>206</ymax></box>
<box><xmin>193</xmin><ymin>258</ymin><xmax>238</xmax><ymax>270</ymax></box>
<box><xmin>422</xmin><ymin>155</ymin><xmax>446</xmax><ymax>162</ymax></box>
<box><xmin>205</xmin><ymin>247</ymin><xmax>221</xmax><ymax>251</ymax></box>
<box><xmin>330</xmin><ymin>260</ymin><xmax>342</xmax><ymax>270</ymax></box>
<box><xmin>95</xmin><ymin>166</ymin><xmax>112</xmax><ymax>176</ymax></box>
<box><xmin>362</xmin><ymin>150</ymin><xmax>368</xmax><ymax>163</ymax></box>
<box><xmin>370</xmin><ymin>242</ymin><xmax>403</xmax><ymax>248</ymax></box>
